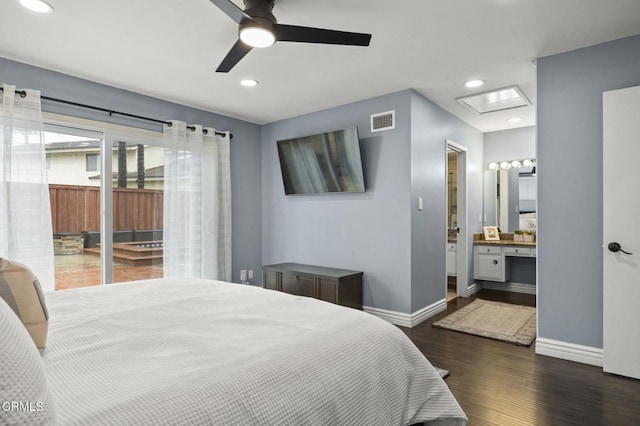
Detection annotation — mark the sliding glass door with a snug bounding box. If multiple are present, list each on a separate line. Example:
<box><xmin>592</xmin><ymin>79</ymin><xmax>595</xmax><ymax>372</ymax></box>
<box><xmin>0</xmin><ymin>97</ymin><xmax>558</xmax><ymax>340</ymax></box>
<box><xmin>110</xmin><ymin>139</ymin><xmax>164</xmax><ymax>283</ymax></box>
<box><xmin>44</xmin><ymin>125</ymin><xmax>104</xmax><ymax>290</ymax></box>
<box><xmin>45</xmin><ymin>122</ymin><xmax>166</xmax><ymax>289</ymax></box>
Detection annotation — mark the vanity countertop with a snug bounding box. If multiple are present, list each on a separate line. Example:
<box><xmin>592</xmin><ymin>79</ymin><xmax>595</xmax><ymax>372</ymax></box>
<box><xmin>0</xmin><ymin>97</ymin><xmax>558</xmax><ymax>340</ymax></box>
<box><xmin>473</xmin><ymin>240</ymin><xmax>536</xmax><ymax>247</ymax></box>
<box><xmin>473</xmin><ymin>232</ymin><xmax>536</xmax><ymax>247</ymax></box>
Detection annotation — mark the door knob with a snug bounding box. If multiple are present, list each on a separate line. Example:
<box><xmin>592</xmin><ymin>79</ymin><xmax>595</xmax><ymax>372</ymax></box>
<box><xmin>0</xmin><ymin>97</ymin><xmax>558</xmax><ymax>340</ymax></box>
<box><xmin>608</xmin><ymin>242</ymin><xmax>633</xmax><ymax>255</ymax></box>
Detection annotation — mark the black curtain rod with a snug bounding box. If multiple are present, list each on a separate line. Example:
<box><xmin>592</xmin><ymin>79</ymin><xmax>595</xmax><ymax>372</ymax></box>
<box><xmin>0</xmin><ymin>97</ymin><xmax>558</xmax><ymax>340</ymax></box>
<box><xmin>0</xmin><ymin>87</ymin><xmax>233</xmax><ymax>139</ymax></box>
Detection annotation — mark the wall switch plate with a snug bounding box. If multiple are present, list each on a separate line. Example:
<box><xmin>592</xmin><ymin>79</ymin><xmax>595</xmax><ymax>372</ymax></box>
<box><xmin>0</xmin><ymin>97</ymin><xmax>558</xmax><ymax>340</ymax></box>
<box><xmin>240</xmin><ymin>270</ymin><xmax>247</xmax><ymax>282</ymax></box>
<box><xmin>248</xmin><ymin>270</ymin><xmax>254</xmax><ymax>279</ymax></box>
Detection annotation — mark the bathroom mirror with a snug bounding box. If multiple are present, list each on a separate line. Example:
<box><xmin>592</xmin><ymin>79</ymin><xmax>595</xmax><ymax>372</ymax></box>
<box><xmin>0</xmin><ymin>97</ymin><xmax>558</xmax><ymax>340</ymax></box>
<box><xmin>483</xmin><ymin>164</ymin><xmax>537</xmax><ymax>232</ymax></box>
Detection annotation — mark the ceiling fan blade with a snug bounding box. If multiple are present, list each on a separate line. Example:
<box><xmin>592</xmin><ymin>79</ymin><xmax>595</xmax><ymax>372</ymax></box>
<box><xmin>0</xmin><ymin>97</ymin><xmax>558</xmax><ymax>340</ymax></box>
<box><xmin>216</xmin><ymin>40</ymin><xmax>253</xmax><ymax>73</ymax></box>
<box><xmin>275</xmin><ymin>24</ymin><xmax>371</xmax><ymax>46</ymax></box>
<box><xmin>208</xmin><ymin>0</ymin><xmax>251</xmax><ymax>24</ymax></box>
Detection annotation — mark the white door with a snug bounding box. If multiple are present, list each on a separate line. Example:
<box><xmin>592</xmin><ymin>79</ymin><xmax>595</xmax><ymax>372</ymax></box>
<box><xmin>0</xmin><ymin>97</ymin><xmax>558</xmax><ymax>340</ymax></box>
<box><xmin>603</xmin><ymin>85</ymin><xmax>640</xmax><ymax>379</ymax></box>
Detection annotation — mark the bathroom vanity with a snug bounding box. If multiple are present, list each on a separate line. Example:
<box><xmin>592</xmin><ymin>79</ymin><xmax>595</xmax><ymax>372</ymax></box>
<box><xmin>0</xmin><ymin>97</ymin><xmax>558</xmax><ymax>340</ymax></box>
<box><xmin>473</xmin><ymin>235</ymin><xmax>536</xmax><ymax>282</ymax></box>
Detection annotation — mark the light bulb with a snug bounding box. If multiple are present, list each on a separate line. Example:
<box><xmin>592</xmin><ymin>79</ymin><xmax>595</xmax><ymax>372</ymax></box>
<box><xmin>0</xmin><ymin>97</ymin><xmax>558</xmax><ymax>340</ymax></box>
<box><xmin>511</xmin><ymin>160</ymin><xmax>521</xmax><ymax>168</ymax></box>
<box><xmin>240</xmin><ymin>27</ymin><xmax>275</xmax><ymax>48</ymax></box>
<box><xmin>500</xmin><ymin>161</ymin><xmax>509</xmax><ymax>170</ymax></box>
<box><xmin>488</xmin><ymin>162</ymin><xmax>498</xmax><ymax>170</ymax></box>
<box><xmin>19</xmin><ymin>0</ymin><xmax>53</xmax><ymax>13</ymax></box>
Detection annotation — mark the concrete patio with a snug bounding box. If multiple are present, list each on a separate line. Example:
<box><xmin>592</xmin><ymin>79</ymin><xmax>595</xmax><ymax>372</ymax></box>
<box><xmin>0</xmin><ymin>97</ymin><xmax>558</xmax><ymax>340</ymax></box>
<box><xmin>54</xmin><ymin>253</ymin><xmax>163</xmax><ymax>290</ymax></box>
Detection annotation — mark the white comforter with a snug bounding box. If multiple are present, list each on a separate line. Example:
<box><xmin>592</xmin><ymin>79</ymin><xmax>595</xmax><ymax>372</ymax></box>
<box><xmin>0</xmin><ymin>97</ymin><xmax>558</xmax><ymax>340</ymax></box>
<box><xmin>43</xmin><ymin>278</ymin><xmax>467</xmax><ymax>425</ymax></box>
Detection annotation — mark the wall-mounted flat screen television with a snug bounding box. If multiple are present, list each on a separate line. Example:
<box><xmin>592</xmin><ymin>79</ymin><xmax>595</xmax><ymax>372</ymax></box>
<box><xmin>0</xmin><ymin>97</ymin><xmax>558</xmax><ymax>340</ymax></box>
<box><xmin>277</xmin><ymin>126</ymin><xmax>365</xmax><ymax>195</ymax></box>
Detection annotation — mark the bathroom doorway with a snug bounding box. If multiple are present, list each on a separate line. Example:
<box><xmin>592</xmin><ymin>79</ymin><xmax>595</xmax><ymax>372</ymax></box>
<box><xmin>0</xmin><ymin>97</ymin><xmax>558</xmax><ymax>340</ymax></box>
<box><xmin>446</xmin><ymin>148</ymin><xmax>458</xmax><ymax>301</ymax></box>
<box><xmin>445</xmin><ymin>140</ymin><xmax>468</xmax><ymax>301</ymax></box>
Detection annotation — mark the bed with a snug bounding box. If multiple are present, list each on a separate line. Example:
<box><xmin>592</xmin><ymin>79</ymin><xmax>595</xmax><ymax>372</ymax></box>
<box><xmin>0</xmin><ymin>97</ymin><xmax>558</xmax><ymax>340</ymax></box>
<box><xmin>40</xmin><ymin>278</ymin><xmax>466</xmax><ymax>425</ymax></box>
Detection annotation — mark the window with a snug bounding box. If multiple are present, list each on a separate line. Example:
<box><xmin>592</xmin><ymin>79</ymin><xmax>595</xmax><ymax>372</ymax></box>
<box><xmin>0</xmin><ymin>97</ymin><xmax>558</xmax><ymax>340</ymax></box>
<box><xmin>86</xmin><ymin>153</ymin><xmax>100</xmax><ymax>171</ymax></box>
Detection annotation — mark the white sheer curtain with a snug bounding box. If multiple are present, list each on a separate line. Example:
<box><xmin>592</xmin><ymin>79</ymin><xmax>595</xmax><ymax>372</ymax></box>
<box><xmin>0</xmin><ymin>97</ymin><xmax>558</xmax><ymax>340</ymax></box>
<box><xmin>163</xmin><ymin>121</ymin><xmax>231</xmax><ymax>281</ymax></box>
<box><xmin>0</xmin><ymin>84</ymin><xmax>55</xmax><ymax>291</ymax></box>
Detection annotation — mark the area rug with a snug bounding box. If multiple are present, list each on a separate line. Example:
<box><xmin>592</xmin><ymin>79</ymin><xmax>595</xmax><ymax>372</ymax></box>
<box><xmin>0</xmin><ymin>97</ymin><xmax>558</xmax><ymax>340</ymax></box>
<box><xmin>435</xmin><ymin>367</ymin><xmax>450</xmax><ymax>379</ymax></box>
<box><xmin>432</xmin><ymin>299</ymin><xmax>536</xmax><ymax>346</ymax></box>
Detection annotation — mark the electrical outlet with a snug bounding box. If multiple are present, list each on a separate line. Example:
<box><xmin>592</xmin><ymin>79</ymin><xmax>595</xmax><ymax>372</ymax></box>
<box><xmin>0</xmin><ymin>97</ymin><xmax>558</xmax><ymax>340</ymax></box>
<box><xmin>240</xmin><ymin>270</ymin><xmax>247</xmax><ymax>282</ymax></box>
<box><xmin>248</xmin><ymin>270</ymin><xmax>254</xmax><ymax>279</ymax></box>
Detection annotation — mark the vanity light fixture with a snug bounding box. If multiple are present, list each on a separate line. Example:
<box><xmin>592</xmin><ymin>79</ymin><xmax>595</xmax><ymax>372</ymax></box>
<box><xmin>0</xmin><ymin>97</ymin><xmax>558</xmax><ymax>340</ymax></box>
<box><xmin>19</xmin><ymin>0</ymin><xmax>54</xmax><ymax>13</ymax></box>
<box><xmin>240</xmin><ymin>79</ymin><xmax>259</xmax><ymax>87</ymax></box>
<box><xmin>465</xmin><ymin>79</ymin><xmax>485</xmax><ymax>89</ymax></box>
<box><xmin>488</xmin><ymin>159</ymin><xmax>535</xmax><ymax>170</ymax></box>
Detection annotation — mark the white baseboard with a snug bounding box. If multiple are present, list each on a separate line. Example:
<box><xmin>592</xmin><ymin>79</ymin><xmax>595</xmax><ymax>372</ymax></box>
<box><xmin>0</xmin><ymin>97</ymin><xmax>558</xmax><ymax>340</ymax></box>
<box><xmin>364</xmin><ymin>298</ymin><xmax>447</xmax><ymax>328</ymax></box>
<box><xmin>535</xmin><ymin>337</ymin><xmax>603</xmax><ymax>367</ymax></box>
<box><xmin>466</xmin><ymin>283</ymin><xmax>481</xmax><ymax>296</ymax></box>
<box><xmin>481</xmin><ymin>281</ymin><xmax>536</xmax><ymax>295</ymax></box>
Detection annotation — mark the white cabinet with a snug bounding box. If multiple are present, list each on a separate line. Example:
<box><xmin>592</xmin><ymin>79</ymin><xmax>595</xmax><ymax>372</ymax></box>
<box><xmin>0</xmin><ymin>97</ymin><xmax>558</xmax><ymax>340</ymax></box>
<box><xmin>446</xmin><ymin>243</ymin><xmax>456</xmax><ymax>276</ymax></box>
<box><xmin>473</xmin><ymin>244</ymin><xmax>537</xmax><ymax>282</ymax></box>
<box><xmin>474</xmin><ymin>246</ymin><xmax>509</xmax><ymax>282</ymax></box>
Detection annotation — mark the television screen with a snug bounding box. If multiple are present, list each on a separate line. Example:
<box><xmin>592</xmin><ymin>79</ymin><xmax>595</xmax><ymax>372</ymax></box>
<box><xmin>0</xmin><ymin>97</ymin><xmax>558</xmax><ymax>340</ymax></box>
<box><xmin>277</xmin><ymin>127</ymin><xmax>365</xmax><ymax>195</ymax></box>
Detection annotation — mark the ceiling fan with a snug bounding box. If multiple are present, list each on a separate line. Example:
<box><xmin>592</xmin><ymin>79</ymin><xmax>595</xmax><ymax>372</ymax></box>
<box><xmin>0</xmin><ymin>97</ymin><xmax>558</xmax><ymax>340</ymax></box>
<box><xmin>210</xmin><ymin>0</ymin><xmax>372</xmax><ymax>73</ymax></box>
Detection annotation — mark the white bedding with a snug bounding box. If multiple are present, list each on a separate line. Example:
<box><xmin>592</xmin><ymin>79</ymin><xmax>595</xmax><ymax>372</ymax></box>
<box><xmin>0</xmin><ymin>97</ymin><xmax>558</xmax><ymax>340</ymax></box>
<box><xmin>43</xmin><ymin>278</ymin><xmax>467</xmax><ymax>425</ymax></box>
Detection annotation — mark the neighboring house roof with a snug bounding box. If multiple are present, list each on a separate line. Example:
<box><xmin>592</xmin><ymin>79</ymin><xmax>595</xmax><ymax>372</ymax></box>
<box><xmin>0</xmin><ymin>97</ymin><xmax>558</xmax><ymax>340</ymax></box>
<box><xmin>89</xmin><ymin>165</ymin><xmax>164</xmax><ymax>181</ymax></box>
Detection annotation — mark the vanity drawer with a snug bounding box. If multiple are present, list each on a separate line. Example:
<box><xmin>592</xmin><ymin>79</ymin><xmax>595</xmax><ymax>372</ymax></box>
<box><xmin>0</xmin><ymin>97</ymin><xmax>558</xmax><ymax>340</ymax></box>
<box><xmin>476</xmin><ymin>245</ymin><xmax>502</xmax><ymax>255</ymax></box>
<box><xmin>504</xmin><ymin>246</ymin><xmax>533</xmax><ymax>257</ymax></box>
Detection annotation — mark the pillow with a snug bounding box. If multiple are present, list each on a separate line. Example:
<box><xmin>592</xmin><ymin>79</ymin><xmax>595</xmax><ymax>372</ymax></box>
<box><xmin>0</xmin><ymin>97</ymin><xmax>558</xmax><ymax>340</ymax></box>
<box><xmin>0</xmin><ymin>297</ymin><xmax>56</xmax><ymax>424</ymax></box>
<box><xmin>0</xmin><ymin>258</ymin><xmax>49</xmax><ymax>349</ymax></box>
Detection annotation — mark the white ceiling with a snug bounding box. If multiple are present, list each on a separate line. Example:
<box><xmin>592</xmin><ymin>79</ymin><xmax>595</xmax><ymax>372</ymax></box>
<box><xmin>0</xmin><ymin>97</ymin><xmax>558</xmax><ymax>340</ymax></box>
<box><xmin>2</xmin><ymin>0</ymin><xmax>640</xmax><ymax>132</ymax></box>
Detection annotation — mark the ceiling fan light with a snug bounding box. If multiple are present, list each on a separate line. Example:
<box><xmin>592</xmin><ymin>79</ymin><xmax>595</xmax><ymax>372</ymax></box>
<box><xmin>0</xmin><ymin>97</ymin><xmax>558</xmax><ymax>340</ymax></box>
<box><xmin>240</xmin><ymin>26</ymin><xmax>275</xmax><ymax>48</ymax></box>
<box><xmin>19</xmin><ymin>0</ymin><xmax>53</xmax><ymax>13</ymax></box>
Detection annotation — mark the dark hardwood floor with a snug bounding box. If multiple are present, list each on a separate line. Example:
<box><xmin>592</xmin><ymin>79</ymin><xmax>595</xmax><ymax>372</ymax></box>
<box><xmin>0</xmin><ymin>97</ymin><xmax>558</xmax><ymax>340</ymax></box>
<box><xmin>401</xmin><ymin>290</ymin><xmax>640</xmax><ymax>426</ymax></box>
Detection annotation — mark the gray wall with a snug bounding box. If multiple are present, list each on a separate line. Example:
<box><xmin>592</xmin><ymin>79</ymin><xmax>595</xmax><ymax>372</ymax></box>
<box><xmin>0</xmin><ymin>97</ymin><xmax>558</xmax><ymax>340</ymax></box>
<box><xmin>0</xmin><ymin>57</ymin><xmax>263</xmax><ymax>284</ymax></box>
<box><xmin>261</xmin><ymin>91</ymin><xmax>413</xmax><ymax>313</ymax></box>
<box><xmin>537</xmin><ymin>34</ymin><xmax>640</xmax><ymax>348</ymax></box>
<box><xmin>409</xmin><ymin>92</ymin><xmax>483</xmax><ymax>312</ymax></box>
<box><xmin>261</xmin><ymin>90</ymin><xmax>483</xmax><ymax>314</ymax></box>
<box><xmin>484</xmin><ymin>126</ymin><xmax>536</xmax><ymax>164</ymax></box>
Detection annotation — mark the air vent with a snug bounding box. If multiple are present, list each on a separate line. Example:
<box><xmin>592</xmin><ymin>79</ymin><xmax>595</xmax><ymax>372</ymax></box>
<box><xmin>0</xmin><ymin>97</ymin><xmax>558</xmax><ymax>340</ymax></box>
<box><xmin>371</xmin><ymin>110</ymin><xmax>395</xmax><ymax>132</ymax></box>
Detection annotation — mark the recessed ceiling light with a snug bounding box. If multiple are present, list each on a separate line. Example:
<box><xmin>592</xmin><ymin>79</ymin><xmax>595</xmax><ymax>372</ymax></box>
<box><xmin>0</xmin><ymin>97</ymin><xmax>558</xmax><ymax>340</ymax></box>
<box><xmin>465</xmin><ymin>80</ymin><xmax>484</xmax><ymax>89</ymax></box>
<box><xmin>19</xmin><ymin>0</ymin><xmax>54</xmax><ymax>13</ymax></box>
<box><xmin>508</xmin><ymin>117</ymin><xmax>522</xmax><ymax>123</ymax></box>
<box><xmin>240</xmin><ymin>79</ymin><xmax>258</xmax><ymax>87</ymax></box>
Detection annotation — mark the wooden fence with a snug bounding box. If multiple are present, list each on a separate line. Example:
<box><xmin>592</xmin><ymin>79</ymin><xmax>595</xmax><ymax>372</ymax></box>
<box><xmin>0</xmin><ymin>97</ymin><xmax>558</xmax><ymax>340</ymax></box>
<box><xmin>49</xmin><ymin>184</ymin><xmax>163</xmax><ymax>234</ymax></box>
